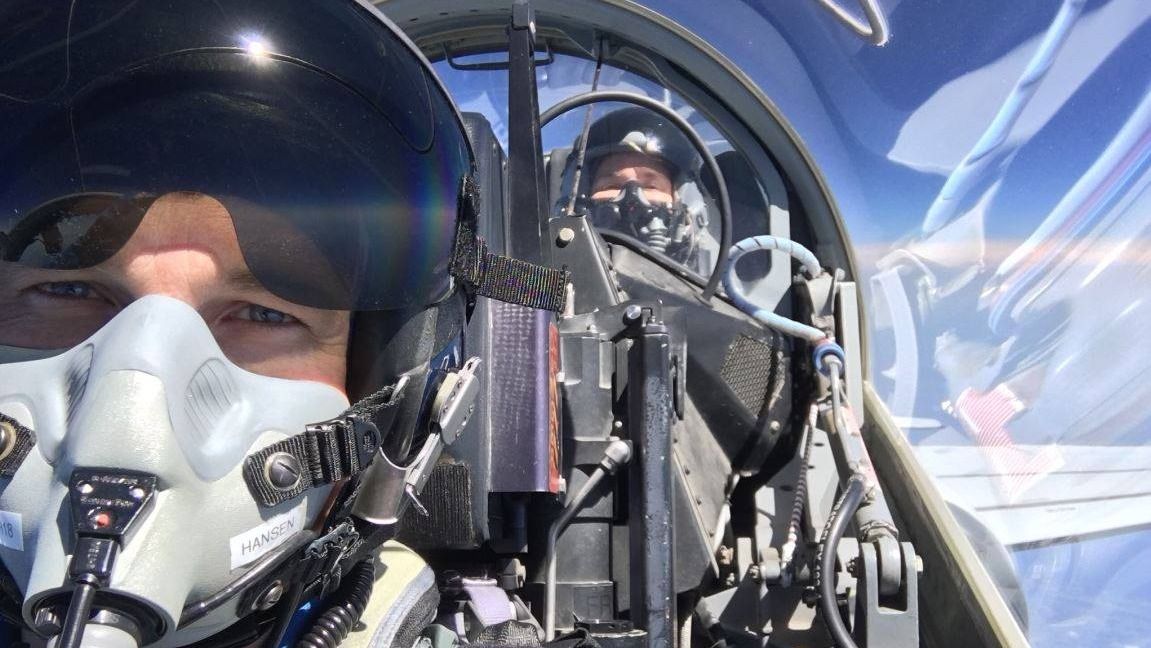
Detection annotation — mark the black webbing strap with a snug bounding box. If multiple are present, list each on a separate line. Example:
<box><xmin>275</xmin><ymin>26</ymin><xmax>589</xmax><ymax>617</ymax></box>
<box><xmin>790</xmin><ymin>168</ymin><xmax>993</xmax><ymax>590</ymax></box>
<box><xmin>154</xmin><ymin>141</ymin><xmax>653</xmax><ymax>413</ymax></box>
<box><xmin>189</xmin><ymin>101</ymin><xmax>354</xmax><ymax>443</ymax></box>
<box><xmin>243</xmin><ymin>383</ymin><xmax>402</xmax><ymax>507</ymax></box>
<box><xmin>0</xmin><ymin>413</ymin><xmax>35</xmax><ymax>478</ymax></box>
<box><xmin>450</xmin><ymin>176</ymin><xmax>569</xmax><ymax>313</ymax></box>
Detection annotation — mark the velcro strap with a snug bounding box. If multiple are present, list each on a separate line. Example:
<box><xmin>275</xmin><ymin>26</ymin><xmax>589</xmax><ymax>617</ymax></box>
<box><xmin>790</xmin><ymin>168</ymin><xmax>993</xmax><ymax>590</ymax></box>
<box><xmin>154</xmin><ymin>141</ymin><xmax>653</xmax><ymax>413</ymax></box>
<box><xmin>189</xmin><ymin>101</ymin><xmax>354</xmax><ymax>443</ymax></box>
<box><xmin>243</xmin><ymin>416</ymin><xmax>383</xmax><ymax>507</ymax></box>
<box><xmin>450</xmin><ymin>223</ymin><xmax>569</xmax><ymax>313</ymax></box>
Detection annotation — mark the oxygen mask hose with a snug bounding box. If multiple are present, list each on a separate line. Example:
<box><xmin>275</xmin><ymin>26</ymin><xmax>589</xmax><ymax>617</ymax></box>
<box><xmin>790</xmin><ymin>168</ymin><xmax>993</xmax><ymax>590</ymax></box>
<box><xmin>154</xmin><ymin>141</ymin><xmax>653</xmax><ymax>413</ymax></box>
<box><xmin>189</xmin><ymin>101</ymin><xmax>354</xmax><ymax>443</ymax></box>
<box><xmin>723</xmin><ymin>235</ymin><xmax>828</xmax><ymax>343</ymax></box>
<box><xmin>48</xmin><ymin>470</ymin><xmax>159</xmax><ymax>648</ymax></box>
<box><xmin>639</xmin><ymin>215</ymin><xmax>672</xmax><ymax>253</ymax></box>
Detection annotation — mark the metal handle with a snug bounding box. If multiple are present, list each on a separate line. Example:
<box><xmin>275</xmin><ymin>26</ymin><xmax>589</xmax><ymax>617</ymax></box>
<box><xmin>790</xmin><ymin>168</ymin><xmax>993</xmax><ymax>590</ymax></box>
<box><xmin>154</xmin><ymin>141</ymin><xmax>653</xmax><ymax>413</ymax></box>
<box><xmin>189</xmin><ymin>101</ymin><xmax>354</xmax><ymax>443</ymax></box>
<box><xmin>812</xmin><ymin>0</ymin><xmax>890</xmax><ymax>46</ymax></box>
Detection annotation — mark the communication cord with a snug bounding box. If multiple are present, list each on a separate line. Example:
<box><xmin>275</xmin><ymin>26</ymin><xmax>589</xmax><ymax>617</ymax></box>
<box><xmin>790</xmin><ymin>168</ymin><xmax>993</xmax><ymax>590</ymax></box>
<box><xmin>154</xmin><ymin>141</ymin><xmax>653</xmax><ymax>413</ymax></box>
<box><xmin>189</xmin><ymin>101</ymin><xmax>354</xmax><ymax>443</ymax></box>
<box><xmin>544</xmin><ymin>440</ymin><xmax>632</xmax><ymax>640</ymax></box>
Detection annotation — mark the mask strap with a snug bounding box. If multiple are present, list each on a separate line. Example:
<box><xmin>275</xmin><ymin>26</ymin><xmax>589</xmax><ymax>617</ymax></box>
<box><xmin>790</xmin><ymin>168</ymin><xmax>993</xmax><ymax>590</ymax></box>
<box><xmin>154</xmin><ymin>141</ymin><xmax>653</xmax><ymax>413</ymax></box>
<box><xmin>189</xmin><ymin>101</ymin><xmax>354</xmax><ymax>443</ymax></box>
<box><xmin>0</xmin><ymin>413</ymin><xmax>36</xmax><ymax>478</ymax></box>
<box><xmin>241</xmin><ymin>379</ymin><xmax>407</xmax><ymax>508</ymax></box>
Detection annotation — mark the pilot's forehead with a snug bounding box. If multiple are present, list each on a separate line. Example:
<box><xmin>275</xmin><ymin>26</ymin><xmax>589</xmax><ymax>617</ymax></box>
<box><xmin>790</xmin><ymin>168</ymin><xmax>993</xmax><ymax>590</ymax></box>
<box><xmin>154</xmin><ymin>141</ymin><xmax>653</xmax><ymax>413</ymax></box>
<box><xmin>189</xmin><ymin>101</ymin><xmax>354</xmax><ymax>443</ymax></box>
<box><xmin>594</xmin><ymin>152</ymin><xmax>673</xmax><ymax>178</ymax></box>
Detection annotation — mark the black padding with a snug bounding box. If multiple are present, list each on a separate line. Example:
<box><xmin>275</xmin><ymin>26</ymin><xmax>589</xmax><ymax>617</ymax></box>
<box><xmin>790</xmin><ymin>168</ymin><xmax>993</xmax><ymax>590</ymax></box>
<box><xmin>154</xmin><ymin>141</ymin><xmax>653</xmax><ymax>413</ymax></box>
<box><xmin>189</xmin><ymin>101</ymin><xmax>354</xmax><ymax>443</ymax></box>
<box><xmin>546</xmin><ymin>146</ymin><xmax>573</xmax><ymax>215</ymax></box>
<box><xmin>474</xmin><ymin>620</ymin><xmax>546</xmax><ymax>646</ymax></box>
<box><xmin>396</xmin><ymin>462</ymin><xmax>477</xmax><ymax>549</ymax></box>
<box><xmin>700</xmin><ymin>151</ymin><xmax>772</xmax><ymax>281</ymax></box>
<box><xmin>394</xmin><ymin>586</ymin><xmax>442</xmax><ymax>648</ymax></box>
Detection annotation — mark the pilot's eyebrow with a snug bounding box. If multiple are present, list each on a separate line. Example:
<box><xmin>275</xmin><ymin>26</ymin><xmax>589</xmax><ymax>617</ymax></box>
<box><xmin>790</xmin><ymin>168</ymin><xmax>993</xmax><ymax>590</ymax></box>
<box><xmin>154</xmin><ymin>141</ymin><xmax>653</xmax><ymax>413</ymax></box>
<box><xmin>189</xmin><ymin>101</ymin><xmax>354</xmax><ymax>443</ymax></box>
<box><xmin>224</xmin><ymin>268</ymin><xmax>270</xmax><ymax>292</ymax></box>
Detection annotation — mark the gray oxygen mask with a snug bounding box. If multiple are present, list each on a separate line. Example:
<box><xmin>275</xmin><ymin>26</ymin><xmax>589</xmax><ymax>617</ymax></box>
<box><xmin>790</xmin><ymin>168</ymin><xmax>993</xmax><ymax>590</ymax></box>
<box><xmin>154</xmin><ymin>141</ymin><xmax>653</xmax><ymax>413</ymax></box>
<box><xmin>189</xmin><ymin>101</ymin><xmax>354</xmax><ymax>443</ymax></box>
<box><xmin>0</xmin><ymin>295</ymin><xmax>349</xmax><ymax>647</ymax></box>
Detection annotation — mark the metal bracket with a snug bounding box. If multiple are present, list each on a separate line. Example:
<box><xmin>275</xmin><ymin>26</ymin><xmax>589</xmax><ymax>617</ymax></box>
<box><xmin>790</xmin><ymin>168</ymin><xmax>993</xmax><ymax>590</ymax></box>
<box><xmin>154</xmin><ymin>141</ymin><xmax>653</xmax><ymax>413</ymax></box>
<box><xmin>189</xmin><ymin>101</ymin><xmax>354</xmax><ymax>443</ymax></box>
<box><xmin>351</xmin><ymin>359</ymin><xmax>480</xmax><ymax>527</ymax></box>
<box><xmin>624</xmin><ymin>303</ymin><xmax>677</xmax><ymax>648</ymax></box>
<box><xmin>854</xmin><ymin>541</ymin><xmax>919</xmax><ymax>647</ymax></box>
<box><xmin>432</xmin><ymin>357</ymin><xmax>482</xmax><ymax>445</ymax></box>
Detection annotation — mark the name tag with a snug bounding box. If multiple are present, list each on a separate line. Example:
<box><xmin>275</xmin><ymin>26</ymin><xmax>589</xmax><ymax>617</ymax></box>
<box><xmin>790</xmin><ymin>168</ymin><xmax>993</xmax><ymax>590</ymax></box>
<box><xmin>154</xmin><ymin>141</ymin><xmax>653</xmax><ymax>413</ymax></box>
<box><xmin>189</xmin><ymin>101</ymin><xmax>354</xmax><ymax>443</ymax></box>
<box><xmin>0</xmin><ymin>511</ymin><xmax>23</xmax><ymax>551</ymax></box>
<box><xmin>229</xmin><ymin>505</ymin><xmax>305</xmax><ymax>570</ymax></box>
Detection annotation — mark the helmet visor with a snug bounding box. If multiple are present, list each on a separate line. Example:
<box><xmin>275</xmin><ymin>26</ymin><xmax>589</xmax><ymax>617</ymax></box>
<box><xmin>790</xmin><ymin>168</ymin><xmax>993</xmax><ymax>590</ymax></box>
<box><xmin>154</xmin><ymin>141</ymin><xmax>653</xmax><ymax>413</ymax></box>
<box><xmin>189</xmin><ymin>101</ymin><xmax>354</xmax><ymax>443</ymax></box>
<box><xmin>1</xmin><ymin>0</ymin><xmax>472</xmax><ymax>311</ymax></box>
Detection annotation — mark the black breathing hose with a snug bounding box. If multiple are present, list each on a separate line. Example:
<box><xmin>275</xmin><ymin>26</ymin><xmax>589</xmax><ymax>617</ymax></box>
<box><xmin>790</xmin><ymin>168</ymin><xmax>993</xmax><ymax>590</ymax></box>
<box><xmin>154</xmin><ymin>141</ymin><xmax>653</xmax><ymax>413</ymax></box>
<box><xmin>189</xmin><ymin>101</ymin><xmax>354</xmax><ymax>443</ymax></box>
<box><xmin>817</xmin><ymin>475</ymin><xmax>866</xmax><ymax>648</ymax></box>
<box><xmin>295</xmin><ymin>560</ymin><xmax>376</xmax><ymax>648</ymax></box>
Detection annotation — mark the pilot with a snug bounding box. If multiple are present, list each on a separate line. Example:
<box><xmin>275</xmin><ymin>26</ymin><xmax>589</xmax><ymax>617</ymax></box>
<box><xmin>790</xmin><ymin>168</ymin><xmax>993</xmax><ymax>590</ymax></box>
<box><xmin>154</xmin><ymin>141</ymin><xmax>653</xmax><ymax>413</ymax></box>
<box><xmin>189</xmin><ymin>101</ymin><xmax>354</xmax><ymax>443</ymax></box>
<box><xmin>565</xmin><ymin>107</ymin><xmax>718</xmax><ymax>273</ymax></box>
<box><xmin>0</xmin><ymin>1</ymin><xmax>475</xmax><ymax>646</ymax></box>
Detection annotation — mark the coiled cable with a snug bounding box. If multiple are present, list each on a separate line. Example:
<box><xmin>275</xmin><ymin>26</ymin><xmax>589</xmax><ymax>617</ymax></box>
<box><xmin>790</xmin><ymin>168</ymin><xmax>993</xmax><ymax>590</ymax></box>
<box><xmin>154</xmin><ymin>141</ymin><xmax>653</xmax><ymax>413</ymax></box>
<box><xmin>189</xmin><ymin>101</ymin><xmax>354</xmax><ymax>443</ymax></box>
<box><xmin>296</xmin><ymin>560</ymin><xmax>375</xmax><ymax>648</ymax></box>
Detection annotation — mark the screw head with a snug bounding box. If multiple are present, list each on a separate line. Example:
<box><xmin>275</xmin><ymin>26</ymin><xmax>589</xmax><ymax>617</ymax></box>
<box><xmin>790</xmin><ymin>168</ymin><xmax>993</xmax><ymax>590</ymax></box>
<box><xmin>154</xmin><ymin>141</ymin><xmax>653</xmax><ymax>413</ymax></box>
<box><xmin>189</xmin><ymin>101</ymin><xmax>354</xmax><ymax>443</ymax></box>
<box><xmin>846</xmin><ymin>556</ymin><xmax>861</xmax><ymax>577</ymax></box>
<box><xmin>264</xmin><ymin>452</ymin><xmax>303</xmax><ymax>492</ymax></box>
<box><xmin>255</xmin><ymin>580</ymin><xmax>285</xmax><ymax>611</ymax></box>
<box><xmin>623</xmin><ymin>305</ymin><xmax>643</xmax><ymax>323</ymax></box>
<box><xmin>556</xmin><ymin>227</ymin><xmax>576</xmax><ymax>246</ymax></box>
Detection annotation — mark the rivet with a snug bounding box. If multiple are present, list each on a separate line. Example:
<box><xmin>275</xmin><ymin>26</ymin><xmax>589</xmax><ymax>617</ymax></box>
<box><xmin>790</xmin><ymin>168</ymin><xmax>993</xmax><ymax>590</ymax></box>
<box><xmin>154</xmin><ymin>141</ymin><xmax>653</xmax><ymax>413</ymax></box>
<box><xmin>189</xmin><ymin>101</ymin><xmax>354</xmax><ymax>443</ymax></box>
<box><xmin>623</xmin><ymin>305</ymin><xmax>642</xmax><ymax>323</ymax></box>
<box><xmin>0</xmin><ymin>420</ymin><xmax>15</xmax><ymax>461</ymax></box>
<box><xmin>264</xmin><ymin>452</ymin><xmax>303</xmax><ymax>492</ymax></box>
<box><xmin>556</xmin><ymin>227</ymin><xmax>576</xmax><ymax>247</ymax></box>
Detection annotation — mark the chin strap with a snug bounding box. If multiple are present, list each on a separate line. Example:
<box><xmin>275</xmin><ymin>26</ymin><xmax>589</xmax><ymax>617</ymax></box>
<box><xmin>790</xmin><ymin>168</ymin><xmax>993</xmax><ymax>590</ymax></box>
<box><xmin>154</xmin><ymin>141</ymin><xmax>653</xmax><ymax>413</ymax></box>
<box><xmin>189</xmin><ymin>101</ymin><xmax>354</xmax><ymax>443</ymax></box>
<box><xmin>242</xmin><ymin>380</ymin><xmax>408</xmax><ymax>508</ymax></box>
<box><xmin>230</xmin><ymin>313</ymin><xmax>485</xmax><ymax>646</ymax></box>
<box><xmin>182</xmin><ymin>380</ymin><xmax>413</xmax><ymax>645</ymax></box>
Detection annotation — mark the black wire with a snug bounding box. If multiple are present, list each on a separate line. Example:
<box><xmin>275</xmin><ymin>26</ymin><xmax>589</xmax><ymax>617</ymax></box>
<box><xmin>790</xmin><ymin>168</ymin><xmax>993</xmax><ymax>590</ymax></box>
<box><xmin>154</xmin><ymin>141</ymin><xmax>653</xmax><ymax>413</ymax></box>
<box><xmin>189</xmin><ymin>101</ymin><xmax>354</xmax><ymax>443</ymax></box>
<box><xmin>818</xmin><ymin>475</ymin><xmax>866</xmax><ymax>648</ymax></box>
<box><xmin>57</xmin><ymin>582</ymin><xmax>97</xmax><ymax>648</ymax></box>
<box><xmin>540</xmin><ymin>90</ymin><xmax>733</xmax><ymax>301</ymax></box>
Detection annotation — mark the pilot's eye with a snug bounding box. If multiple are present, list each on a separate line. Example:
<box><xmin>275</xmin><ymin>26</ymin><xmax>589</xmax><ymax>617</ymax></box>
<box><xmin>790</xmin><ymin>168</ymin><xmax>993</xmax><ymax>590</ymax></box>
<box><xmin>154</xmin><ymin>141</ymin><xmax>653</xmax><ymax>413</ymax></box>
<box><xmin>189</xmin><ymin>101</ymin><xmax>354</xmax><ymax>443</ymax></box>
<box><xmin>36</xmin><ymin>281</ymin><xmax>99</xmax><ymax>300</ymax></box>
<box><xmin>237</xmin><ymin>304</ymin><xmax>299</xmax><ymax>325</ymax></box>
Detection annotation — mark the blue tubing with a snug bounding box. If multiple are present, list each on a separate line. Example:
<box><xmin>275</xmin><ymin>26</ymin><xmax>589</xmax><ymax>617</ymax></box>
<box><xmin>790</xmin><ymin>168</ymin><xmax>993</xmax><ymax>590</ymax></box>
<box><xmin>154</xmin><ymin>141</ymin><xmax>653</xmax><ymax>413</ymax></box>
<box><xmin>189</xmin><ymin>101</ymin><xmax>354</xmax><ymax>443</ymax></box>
<box><xmin>723</xmin><ymin>235</ymin><xmax>827</xmax><ymax>343</ymax></box>
<box><xmin>812</xmin><ymin>341</ymin><xmax>847</xmax><ymax>376</ymax></box>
